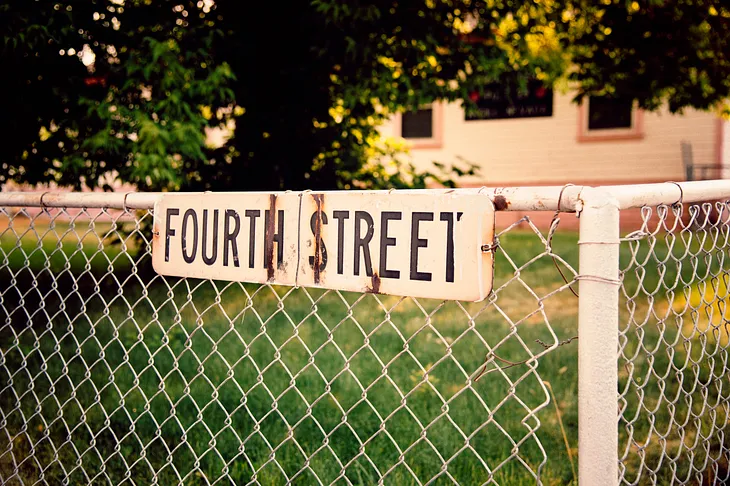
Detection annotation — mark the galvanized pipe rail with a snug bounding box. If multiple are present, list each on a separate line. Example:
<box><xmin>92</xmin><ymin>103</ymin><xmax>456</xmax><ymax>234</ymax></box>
<box><xmin>1</xmin><ymin>180</ymin><xmax>728</xmax><ymax>212</ymax></box>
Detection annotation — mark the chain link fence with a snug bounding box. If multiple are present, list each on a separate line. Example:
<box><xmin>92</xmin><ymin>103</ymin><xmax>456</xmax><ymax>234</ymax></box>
<box><xmin>1</xmin><ymin>184</ymin><xmax>729</xmax><ymax>485</ymax></box>
<box><xmin>0</xmin><ymin>202</ymin><xmax>581</xmax><ymax>485</ymax></box>
<box><xmin>618</xmin><ymin>202</ymin><xmax>730</xmax><ymax>485</ymax></box>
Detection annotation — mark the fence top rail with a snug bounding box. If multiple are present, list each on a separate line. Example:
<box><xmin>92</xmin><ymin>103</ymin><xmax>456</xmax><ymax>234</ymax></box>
<box><xmin>0</xmin><ymin>179</ymin><xmax>728</xmax><ymax>212</ymax></box>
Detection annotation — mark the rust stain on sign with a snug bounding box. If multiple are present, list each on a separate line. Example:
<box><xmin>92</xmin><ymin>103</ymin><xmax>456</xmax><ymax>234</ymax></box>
<box><xmin>367</xmin><ymin>272</ymin><xmax>381</xmax><ymax>294</ymax></box>
<box><xmin>266</xmin><ymin>193</ymin><xmax>277</xmax><ymax>281</ymax></box>
<box><xmin>312</xmin><ymin>193</ymin><xmax>324</xmax><ymax>285</ymax></box>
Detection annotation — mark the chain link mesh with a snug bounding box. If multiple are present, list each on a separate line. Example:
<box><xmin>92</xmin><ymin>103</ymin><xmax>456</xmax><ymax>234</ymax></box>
<box><xmin>0</xmin><ymin>205</ymin><xmax>580</xmax><ymax>485</ymax></box>
<box><xmin>619</xmin><ymin>202</ymin><xmax>730</xmax><ymax>484</ymax></box>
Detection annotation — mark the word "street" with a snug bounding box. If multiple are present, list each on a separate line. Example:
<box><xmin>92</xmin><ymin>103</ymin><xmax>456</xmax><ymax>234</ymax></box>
<box><xmin>163</xmin><ymin>207</ymin><xmax>464</xmax><ymax>283</ymax></box>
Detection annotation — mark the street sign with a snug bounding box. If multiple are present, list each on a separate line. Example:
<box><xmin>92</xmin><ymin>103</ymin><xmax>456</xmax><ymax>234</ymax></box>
<box><xmin>152</xmin><ymin>191</ymin><xmax>495</xmax><ymax>301</ymax></box>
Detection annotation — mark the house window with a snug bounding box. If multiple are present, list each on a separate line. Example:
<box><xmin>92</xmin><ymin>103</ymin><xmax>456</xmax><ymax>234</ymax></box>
<box><xmin>578</xmin><ymin>96</ymin><xmax>644</xmax><ymax>142</ymax></box>
<box><xmin>396</xmin><ymin>103</ymin><xmax>443</xmax><ymax>149</ymax></box>
<box><xmin>465</xmin><ymin>79</ymin><xmax>553</xmax><ymax>121</ymax></box>
<box><xmin>402</xmin><ymin>108</ymin><xmax>433</xmax><ymax>139</ymax></box>
<box><xmin>588</xmin><ymin>97</ymin><xmax>633</xmax><ymax>130</ymax></box>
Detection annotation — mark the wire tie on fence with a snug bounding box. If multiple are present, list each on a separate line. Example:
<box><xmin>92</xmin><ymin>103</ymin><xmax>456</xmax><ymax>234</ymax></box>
<box><xmin>476</xmin><ymin>334</ymin><xmax>580</xmax><ymax>381</ymax></box>
<box><xmin>481</xmin><ymin>240</ymin><xmax>499</xmax><ymax>253</ymax></box>
<box><xmin>554</xmin><ymin>264</ymin><xmax>578</xmax><ymax>298</ymax></box>
<box><xmin>621</xmin><ymin>230</ymin><xmax>650</xmax><ymax>241</ymax></box>
<box><xmin>667</xmin><ymin>181</ymin><xmax>684</xmax><ymax>207</ymax></box>
<box><xmin>39</xmin><ymin>191</ymin><xmax>51</xmax><ymax>211</ymax></box>
<box><xmin>473</xmin><ymin>354</ymin><xmax>527</xmax><ymax>381</ymax></box>
<box><xmin>547</xmin><ymin>184</ymin><xmax>576</xmax><ymax>244</ymax></box>
<box><xmin>122</xmin><ymin>192</ymin><xmax>134</xmax><ymax>213</ymax></box>
<box><xmin>556</xmin><ymin>183</ymin><xmax>575</xmax><ymax>215</ymax></box>
<box><xmin>535</xmin><ymin>335</ymin><xmax>578</xmax><ymax>350</ymax></box>
<box><xmin>577</xmin><ymin>240</ymin><xmax>621</xmax><ymax>245</ymax></box>
<box><xmin>575</xmin><ymin>274</ymin><xmax>622</xmax><ymax>286</ymax></box>
<box><xmin>548</xmin><ymin>184</ymin><xmax>578</xmax><ymax>297</ymax></box>
<box><xmin>547</xmin><ymin>214</ymin><xmax>560</xmax><ymax>248</ymax></box>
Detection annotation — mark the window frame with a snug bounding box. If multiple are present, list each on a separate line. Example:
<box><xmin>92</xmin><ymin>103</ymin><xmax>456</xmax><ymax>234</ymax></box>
<box><xmin>394</xmin><ymin>103</ymin><xmax>444</xmax><ymax>149</ymax></box>
<box><xmin>577</xmin><ymin>97</ymin><xmax>644</xmax><ymax>143</ymax></box>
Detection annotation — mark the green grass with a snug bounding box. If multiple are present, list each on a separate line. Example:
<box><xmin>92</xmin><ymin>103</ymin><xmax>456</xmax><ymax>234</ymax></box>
<box><xmin>0</xmin><ymin>214</ymin><xmax>727</xmax><ymax>485</ymax></box>
<box><xmin>617</xmin><ymin>227</ymin><xmax>730</xmax><ymax>484</ymax></box>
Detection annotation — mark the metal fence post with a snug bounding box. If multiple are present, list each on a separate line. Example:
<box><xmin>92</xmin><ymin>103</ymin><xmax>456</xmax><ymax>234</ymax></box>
<box><xmin>577</xmin><ymin>187</ymin><xmax>620</xmax><ymax>486</ymax></box>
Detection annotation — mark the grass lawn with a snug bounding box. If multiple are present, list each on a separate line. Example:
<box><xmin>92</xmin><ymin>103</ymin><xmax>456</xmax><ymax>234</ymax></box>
<box><xmin>0</xmin><ymin>214</ymin><xmax>727</xmax><ymax>485</ymax></box>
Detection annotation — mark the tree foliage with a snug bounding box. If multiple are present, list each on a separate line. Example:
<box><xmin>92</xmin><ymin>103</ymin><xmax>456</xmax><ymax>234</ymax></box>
<box><xmin>570</xmin><ymin>0</ymin><xmax>730</xmax><ymax>112</ymax></box>
<box><xmin>1</xmin><ymin>0</ymin><xmax>234</xmax><ymax>191</ymax></box>
<box><xmin>1</xmin><ymin>0</ymin><xmax>729</xmax><ymax>192</ymax></box>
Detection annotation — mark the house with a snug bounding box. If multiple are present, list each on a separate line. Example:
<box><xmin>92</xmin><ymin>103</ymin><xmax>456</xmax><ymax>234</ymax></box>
<box><xmin>379</xmin><ymin>86</ymin><xmax>725</xmax><ymax>187</ymax></box>
<box><xmin>379</xmin><ymin>85</ymin><xmax>726</xmax><ymax>228</ymax></box>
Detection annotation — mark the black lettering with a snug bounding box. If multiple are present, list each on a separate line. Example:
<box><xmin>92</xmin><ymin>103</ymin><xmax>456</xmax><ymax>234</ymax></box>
<box><xmin>165</xmin><ymin>208</ymin><xmax>179</xmax><ymax>262</ymax></box>
<box><xmin>202</xmin><ymin>209</ymin><xmax>219</xmax><ymax>265</ymax></box>
<box><xmin>224</xmin><ymin>210</ymin><xmax>240</xmax><ymax>267</ymax></box>
<box><xmin>264</xmin><ymin>209</ymin><xmax>285</xmax><ymax>267</ymax></box>
<box><xmin>245</xmin><ymin>210</ymin><xmax>260</xmax><ymax>269</ymax></box>
<box><xmin>354</xmin><ymin>211</ymin><xmax>374</xmax><ymax>276</ymax></box>
<box><xmin>379</xmin><ymin>212</ymin><xmax>401</xmax><ymax>279</ymax></box>
<box><xmin>181</xmin><ymin>209</ymin><xmax>198</xmax><ymax>264</ymax></box>
<box><xmin>333</xmin><ymin>211</ymin><xmax>350</xmax><ymax>274</ymax></box>
<box><xmin>309</xmin><ymin>211</ymin><xmax>328</xmax><ymax>271</ymax></box>
<box><xmin>439</xmin><ymin>212</ymin><xmax>462</xmax><ymax>282</ymax></box>
<box><xmin>410</xmin><ymin>212</ymin><xmax>433</xmax><ymax>281</ymax></box>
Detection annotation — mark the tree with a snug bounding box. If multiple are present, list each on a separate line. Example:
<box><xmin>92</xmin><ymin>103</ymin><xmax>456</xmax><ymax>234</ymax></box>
<box><xmin>569</xmin><ymin>0</ymin><xmax>730</xmax><ymax>112</ymax></box>
<box><xmin>1</xmin><ymin>1</ymin><xmax>729</xmax><ymax>193</ymax></box>
<box><xmin>0</xmin><ymin>0</ymin><xmax>234</xmax><ymax>192</ymax></box>
<box><xmin>0</xmin><ymin>1</ymin><xmax>91</xmax><ymax>188</ymax></box>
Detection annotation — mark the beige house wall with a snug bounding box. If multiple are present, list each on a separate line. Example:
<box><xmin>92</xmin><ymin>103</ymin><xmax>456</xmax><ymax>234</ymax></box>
<box><xmin>380</xmin><ymin>92</ymin><xmax>721</xmax><ymax>186</ymax></box>
<box><xmin>723</xmin><ymin>120</ymin><xmax>730</xmax><ymax>178</ymax></box>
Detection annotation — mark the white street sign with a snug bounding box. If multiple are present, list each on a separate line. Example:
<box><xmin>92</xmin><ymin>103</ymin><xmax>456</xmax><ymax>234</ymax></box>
<box><xmin>152</xmin><ymin>191</ymin><xmax>495</xmax><ymax>301</ymax></box>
